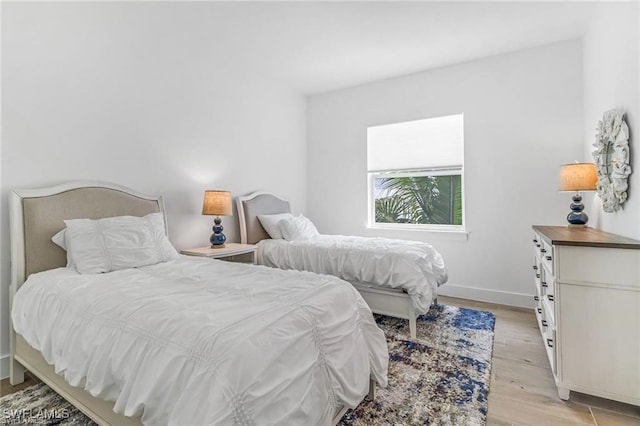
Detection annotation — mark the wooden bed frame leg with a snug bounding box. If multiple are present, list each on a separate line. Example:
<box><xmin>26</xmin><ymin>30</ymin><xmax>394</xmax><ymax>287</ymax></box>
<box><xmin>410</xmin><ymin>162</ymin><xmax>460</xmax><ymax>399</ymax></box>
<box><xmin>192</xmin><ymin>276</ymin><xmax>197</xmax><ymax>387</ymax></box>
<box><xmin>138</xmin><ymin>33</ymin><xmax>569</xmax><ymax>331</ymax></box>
<box><xmin>408</xmin><ymin>304</ymin><xmax>417</xmax><ymax>339</ymax></box>
<box><xmin>409</xmin><ymin>317</ymin><xmax>417</xmax><ymax>339</ymax></box>
<box><xmin>10</xmin><ymin>357</ymin><xmax>25</xmax><ymax>385</ymax></box>
<box><xmin>368</xmin><ymin>378</ymin><xmax>376</xmax><ymax>400</ymax></box>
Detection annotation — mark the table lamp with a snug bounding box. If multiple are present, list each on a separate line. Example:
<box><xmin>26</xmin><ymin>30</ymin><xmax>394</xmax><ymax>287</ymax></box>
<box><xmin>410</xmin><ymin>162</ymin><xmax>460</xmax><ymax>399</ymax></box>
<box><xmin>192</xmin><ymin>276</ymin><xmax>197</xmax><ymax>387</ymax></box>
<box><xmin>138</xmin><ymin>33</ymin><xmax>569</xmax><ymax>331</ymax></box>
<box><xmin>202</xmin><ymin>190</ymin><xmax>232</xmax><ymax>248</ymax></box>
<box><xmin>559</xmin><ymin>163</ymin><xmax>597</xmax><ymax>227</ymax></box>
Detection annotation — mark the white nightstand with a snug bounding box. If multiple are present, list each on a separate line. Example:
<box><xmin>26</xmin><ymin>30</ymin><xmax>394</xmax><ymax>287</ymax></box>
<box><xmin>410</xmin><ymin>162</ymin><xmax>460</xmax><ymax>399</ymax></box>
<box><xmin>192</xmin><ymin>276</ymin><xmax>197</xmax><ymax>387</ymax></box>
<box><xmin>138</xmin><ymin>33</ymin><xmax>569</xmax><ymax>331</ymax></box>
<box><xmin>180</xmin><ymin>243</ymin><xmax>257</xmax><ymax>264</ymax></box>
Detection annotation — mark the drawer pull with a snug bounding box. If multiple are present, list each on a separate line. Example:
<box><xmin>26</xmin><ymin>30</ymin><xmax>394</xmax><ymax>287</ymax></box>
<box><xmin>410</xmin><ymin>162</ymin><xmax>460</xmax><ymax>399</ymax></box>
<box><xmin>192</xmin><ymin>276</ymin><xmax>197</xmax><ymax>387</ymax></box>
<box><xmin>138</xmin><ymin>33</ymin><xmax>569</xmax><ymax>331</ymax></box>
<box><xmin>541</xmin><ymin>320</ymin><xmax>548</xmax><ymax>327</ymax></box>
<box><xmin>546</xmin><ymin>338</ymin><xmax>554</xmax><ymax>348</ymax></box>
<box><xmin>540</xmin><ymin>249</ymin><xmax>547</xmax><ymax>253</ymax></box>
<box><xmin>541</xmin><ymin>281</ymin><xmax>548</xmax><ymax>288</ymax></box>
<box><xmin>533</xmin><ymin>238</ymin><xmax>538</xmax><ymax>243</ymax></box>
<box><xmin>545</xmin><ymin>256</ymin><xmax>552</xmax><ymax>261</ymax></box>
<box><xmin>537</xmin><ymin>308</ymin><xmax>542</xmax><ymax>314</ymax></box>
<box><xmin>533</xmin><ymin>265</ymin><xmax>538</xmax><ymax>270</ymax></box>
<box><xmin>536</xmin><ymin>273</ymin><xmax>541</xmax><ymax>279</ymax></box>
<box><xmin>536</xmin><ymin>244</ymin><xmax>541</xmax><ymax>248</ymax></box>
<box><xmin>547</xmin><ymin>294</ymin><xmax>554</xmax><ymax>302</ymax></box>
<box><xmin>534</xmin><ymin>296</ymin><xmax>539</xmax><ymax>301</ymax></box>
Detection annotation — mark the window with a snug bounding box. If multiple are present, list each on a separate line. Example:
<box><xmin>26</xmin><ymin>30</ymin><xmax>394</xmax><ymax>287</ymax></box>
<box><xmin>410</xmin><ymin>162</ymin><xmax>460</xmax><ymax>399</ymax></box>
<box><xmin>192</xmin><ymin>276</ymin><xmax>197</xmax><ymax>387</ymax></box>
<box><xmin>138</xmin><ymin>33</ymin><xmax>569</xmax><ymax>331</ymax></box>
<box><xmin>367</xmin><ymin>114</ymin><xmax>464</xmax><ymax>230</ymax></box>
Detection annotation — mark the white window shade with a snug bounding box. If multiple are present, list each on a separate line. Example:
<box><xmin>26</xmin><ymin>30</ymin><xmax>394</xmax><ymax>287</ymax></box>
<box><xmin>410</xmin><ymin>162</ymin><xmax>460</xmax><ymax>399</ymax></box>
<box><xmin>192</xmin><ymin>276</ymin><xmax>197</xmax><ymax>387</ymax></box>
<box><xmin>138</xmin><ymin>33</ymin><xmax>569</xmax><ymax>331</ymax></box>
<box><xmin>367</xmin><ymin>114</ymin><xmax>463</xmax><ymax>172</ymax></box>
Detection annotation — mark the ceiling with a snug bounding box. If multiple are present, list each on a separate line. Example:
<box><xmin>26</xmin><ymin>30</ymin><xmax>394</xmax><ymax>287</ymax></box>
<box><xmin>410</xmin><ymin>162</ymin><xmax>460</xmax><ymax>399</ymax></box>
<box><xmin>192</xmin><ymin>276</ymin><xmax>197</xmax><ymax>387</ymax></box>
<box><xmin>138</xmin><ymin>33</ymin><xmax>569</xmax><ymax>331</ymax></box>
<box><xmin>4</xmin><ymin>1</ymin><xmax>600</xmax><ymax>95</ymax></box>
<box><xmin>190</xmin><ymin>1</ymin><xmax>597</xmax><ymax>94</ymax></box>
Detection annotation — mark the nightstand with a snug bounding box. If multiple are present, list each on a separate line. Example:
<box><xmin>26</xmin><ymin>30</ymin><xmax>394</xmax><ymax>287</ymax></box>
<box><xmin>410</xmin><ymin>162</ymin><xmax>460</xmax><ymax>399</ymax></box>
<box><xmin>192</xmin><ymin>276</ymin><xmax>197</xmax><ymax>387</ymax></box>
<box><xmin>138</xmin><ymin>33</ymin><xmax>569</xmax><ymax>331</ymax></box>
<box><xmin>180</xmin><ymin>243</ymin><xmax>257</xmax><ymax>264</ymax></box>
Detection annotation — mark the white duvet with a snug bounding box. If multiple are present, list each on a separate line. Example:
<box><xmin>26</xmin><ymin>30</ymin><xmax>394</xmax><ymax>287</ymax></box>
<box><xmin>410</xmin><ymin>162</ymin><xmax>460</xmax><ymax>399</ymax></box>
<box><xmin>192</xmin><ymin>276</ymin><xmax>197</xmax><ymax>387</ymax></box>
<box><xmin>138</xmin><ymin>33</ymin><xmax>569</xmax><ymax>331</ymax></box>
<box><xmin>12</xmin><ymin>257</ymin><xmax>388</xmax><ymax>426</ymax></box>
<box><xmin>258</xmin><ymin>235</ymin><xmax>448</xmax><ymax>314</ymax></box>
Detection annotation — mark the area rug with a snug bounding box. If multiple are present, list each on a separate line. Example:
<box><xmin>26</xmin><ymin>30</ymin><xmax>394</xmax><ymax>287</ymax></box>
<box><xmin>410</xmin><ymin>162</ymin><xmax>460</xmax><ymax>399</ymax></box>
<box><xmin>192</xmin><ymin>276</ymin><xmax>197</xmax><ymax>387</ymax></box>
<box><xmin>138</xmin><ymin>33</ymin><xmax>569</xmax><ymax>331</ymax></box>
<box><xmin>0</xmin><ymin>304</ymin><xmax>495</xmax><ymax>426</ymax></box>
<box><xmin>0</xmin><ymin>382</ymin><xmax>91</xmax><ymax>425</ymax></box>
<box><xmin>340</xmin><ymin>303</ymin><xmax>496</xmax><ymax>426</ymax></box>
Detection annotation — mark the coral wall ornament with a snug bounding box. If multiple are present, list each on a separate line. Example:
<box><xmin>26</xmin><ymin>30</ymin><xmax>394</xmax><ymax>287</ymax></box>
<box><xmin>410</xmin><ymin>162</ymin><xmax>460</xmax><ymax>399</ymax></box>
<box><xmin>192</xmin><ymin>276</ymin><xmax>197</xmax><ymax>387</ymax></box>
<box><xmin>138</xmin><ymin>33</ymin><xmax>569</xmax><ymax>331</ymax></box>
<box><xmin>592</xmin><ymin>109</ymin><xmax>631</xmax><ymax>212</ymax></box>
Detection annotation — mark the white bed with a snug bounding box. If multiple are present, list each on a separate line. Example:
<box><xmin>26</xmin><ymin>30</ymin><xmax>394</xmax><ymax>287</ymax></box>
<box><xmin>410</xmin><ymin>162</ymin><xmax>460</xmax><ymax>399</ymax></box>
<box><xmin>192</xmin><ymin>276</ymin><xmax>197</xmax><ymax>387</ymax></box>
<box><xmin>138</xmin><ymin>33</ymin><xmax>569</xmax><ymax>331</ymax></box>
<box><xmin>236</xmin><ymin>191</ymin><xmax>448</xmax><ymax>339</ymax></box>
<box><xmin>8</xmin><ymin>181</ymin><xmax>388</xmax><ymax>426</ymax></box>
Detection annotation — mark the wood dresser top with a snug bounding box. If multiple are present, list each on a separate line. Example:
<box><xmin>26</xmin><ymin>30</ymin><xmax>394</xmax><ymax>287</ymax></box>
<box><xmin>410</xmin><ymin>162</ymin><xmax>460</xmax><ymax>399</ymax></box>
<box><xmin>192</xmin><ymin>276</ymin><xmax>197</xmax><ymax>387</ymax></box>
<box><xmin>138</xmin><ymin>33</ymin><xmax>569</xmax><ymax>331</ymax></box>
<box><xmin>532</xmin><ymin>225</ymin><xmax>640</xmax><ymax>250</ymax></box>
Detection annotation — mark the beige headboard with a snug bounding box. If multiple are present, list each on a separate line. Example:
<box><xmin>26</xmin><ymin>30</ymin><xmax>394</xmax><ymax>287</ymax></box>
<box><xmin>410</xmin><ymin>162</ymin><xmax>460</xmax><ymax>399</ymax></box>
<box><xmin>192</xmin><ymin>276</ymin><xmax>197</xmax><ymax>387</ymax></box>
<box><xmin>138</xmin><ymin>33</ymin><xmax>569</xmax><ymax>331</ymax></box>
<box><xmin>9</xmin><ymin>181</ymin><xmax>166</xmax><ymax>288</ymax></box>
<box><xmin>236</xmin><ymin>192</ymin><xmax>291</xmax><ymax>244</ymax></box>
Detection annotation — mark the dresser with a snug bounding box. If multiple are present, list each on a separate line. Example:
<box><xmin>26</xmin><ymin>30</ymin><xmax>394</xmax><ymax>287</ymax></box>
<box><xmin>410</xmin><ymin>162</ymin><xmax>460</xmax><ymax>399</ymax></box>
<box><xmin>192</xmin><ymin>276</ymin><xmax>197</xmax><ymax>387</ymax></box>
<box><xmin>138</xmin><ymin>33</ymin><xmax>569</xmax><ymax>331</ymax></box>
<box><xmin>532</xmin><ymin>225</ymin><xmax>640</xmax><ymax>405</ymax></box>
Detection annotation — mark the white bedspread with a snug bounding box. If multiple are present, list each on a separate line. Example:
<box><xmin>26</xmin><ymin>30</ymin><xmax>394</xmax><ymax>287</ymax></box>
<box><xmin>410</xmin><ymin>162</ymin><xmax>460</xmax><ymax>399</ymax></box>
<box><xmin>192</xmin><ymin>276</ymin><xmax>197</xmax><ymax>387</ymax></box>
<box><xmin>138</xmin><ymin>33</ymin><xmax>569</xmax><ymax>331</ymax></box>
<box><xmin>12</xmin><ymin>257</ymin><xmax>388</xmax><ymax>426</ymax></box>
<box><xmin>257</xmin><ymin>235</ymin><xmax>448</xmax><ymax>314</ymax></box>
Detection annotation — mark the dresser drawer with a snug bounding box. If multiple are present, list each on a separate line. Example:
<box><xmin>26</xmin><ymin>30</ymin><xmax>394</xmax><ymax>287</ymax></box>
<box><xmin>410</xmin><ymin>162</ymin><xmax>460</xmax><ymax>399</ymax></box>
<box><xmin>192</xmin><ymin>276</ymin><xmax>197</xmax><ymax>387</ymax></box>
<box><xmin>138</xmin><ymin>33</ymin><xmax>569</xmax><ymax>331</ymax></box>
<box><xmin>542</xmin><ymin>290</ymin><xmax>555</xmax><ymax>331</ymax></box>
<box><xmin>541</xmin><ymin>262</ymin><xmax>555</xmax><ymax>325</ymax></box>
<box><xmin>533</xmin><ymin>257</ymin><xmax>542</xmax><ymax>293</ymax></box>
<box><xmin>532</xmin><ymin>234</ymin><xmax>543</xmax><ymax>252</ymax></box>
<box><xmin>534</xmin><ymin>289</ymin><xmax>543</xmax><ymax>323</ymax></box>
<box><xmin>536</xmin><ymin>296</ymin><xmax>551</xmax><ymax>331</ymax></box>
<box><xmin>539</xmin><ymin>239</ymin><xmax>554</xmax><ymax>275</ymax></box>
<box><xmin>538</xmin><ymin>275</ymin><xmax>556</xmax><ymax>375</ymax></box>
<box><xmin>541</xmin><ymin>260</ymin><xmax>554</xmax><ymax>290</ymax></box>
<box><xmin>543</xmin><ymin>326</ymin><xmax>557</xmax><ymax>374</ymax></box>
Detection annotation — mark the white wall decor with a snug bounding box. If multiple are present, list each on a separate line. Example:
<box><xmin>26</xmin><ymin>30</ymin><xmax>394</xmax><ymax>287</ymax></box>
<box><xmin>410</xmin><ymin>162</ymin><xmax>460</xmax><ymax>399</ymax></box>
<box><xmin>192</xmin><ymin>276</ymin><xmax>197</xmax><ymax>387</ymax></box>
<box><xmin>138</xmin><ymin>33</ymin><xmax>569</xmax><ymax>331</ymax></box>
<box><xmin>592</xmin><ymin>109</ymin><xmax>631</xmax><ymax>212</ymax></box>
<box><xmin>582</xmin><ymin>1</ymin><xmax>639</xmax><ymax>237</ymax></box>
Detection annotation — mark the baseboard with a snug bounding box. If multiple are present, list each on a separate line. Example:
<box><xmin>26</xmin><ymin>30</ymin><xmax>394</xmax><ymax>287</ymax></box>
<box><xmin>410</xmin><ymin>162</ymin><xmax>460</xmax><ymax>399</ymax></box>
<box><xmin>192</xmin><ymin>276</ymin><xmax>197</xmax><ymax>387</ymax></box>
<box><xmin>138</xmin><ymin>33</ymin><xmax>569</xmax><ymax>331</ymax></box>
<box><xmin>438</xmin><ymin>284</ymin><xmax>533</xmax><ymax>309</ymax></box>
<box><xmin>1</xmin><ymin>353</ymin><xmax>9</xmax><ymax>380</ymax></box>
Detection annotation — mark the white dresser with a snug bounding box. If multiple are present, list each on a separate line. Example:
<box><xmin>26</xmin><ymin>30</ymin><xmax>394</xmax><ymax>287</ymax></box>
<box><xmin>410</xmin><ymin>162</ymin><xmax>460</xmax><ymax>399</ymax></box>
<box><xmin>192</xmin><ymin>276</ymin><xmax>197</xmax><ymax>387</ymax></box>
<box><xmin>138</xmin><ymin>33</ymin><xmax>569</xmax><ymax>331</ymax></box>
<box><xmin>532</xmin><ymin>225</ymin><xmax>640</xmax><ymax>405</ymax></box>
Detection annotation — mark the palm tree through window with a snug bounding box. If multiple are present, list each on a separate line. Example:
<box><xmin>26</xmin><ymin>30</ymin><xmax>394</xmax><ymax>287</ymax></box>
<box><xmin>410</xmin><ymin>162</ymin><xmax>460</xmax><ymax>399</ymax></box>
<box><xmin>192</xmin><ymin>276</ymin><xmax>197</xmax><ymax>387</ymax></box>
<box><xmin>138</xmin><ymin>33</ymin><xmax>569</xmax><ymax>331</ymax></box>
<box><xmin>367</xmin><ymin>114</ymin><xmax>464</xmax><ymax>230</ymax></box>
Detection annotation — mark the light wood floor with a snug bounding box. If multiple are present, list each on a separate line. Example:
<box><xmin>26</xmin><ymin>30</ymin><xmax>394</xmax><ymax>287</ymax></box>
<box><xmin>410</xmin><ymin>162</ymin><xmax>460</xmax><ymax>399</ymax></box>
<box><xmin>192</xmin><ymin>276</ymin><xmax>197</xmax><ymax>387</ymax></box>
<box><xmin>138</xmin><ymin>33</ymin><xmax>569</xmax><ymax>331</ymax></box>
<box><xmin>1</xmin><ymin>371</ymin><xmax>38</xmax><ymax>397</ymax></box>
<box><xmin>3</xmin><ymin>296</ymin><xmax>640</xmax><ymax>425</ymax></box>
<box><xmin>440</xmin><ymin>296</ymin><xmax>640</xmax><ymax>426</ymax></box>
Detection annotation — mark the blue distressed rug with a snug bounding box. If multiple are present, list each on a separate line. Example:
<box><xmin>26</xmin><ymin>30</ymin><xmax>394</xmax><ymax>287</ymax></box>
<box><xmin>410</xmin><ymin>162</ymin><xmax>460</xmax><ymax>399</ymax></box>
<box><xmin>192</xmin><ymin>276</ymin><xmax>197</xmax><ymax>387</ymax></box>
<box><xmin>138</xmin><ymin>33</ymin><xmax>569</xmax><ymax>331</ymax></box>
<box><xmin>340</xmin><ymin>303</ymin><xmax>496</xmax><ymax>426</ymax></box>
<box><xmin>1</xmin><ymin>304</ymin><xmax>494</xmax><ymax>426</ymax></box>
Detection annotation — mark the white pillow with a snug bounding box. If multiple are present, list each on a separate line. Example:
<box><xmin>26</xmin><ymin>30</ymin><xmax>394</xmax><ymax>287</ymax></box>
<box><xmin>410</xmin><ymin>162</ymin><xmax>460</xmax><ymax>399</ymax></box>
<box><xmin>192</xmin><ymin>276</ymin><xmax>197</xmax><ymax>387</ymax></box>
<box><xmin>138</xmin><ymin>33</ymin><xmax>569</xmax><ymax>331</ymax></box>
<box><xmin>63</xmin><ymin>212</ymin><xmax>179</xmax><ymax>274</ymax></box>
<box><xmin>257</xmin><ymin>213</ymin><xmax>293</xmax><ymax>239</ymax></box>
<box><xmin>280</xmin><ymin>215</ymin><xmax>320</xmax><ymax>241</ymax></box>
<box><xmin>52</xmin><ymin>229</ymin><xmax>67</xmax><ymax>250</ymax></box>
<box><xmin>51</xmin><ymin>229</ymin><xmax>75</xmax><ymax>269</ymax></box>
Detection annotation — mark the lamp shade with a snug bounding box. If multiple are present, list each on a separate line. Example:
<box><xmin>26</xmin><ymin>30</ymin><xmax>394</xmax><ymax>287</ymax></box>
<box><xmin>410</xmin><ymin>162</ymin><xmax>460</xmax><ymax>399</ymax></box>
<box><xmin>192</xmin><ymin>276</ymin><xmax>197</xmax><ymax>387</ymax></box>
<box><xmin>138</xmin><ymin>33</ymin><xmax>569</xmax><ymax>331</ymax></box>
<box><xmin>559</xmin><ymin>163</ymin><xmax>597</xmax><ymax>192</ymax></box>
<box><xmin>202</xmin><ymin>190</ymin><xmax>232</xmax><ymax>216</ymax></box>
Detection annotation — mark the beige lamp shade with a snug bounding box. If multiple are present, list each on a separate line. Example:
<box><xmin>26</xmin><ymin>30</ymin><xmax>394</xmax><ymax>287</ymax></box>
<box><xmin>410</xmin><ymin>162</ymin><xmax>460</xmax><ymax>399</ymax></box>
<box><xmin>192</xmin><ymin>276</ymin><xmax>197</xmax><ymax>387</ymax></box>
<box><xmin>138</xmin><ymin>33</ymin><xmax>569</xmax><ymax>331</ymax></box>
<box><xmin>202</xmin><ymin>190</ymin><xmax>232</xmax><ymax>216</ymax></box>
<box><xmin>559</xmin><ymin>163</ymin><xmax>597</xmax><ymax>192</ymax></box>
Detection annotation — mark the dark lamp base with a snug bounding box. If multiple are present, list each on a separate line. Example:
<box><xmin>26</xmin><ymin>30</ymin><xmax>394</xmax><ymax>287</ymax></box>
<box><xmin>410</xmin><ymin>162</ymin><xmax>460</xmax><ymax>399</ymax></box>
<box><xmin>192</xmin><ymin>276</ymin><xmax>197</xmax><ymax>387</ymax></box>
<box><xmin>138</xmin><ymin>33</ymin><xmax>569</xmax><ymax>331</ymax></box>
<box><xmin>209</xmin><ymin>216</ymin><xmax>227</xmax><ymax>248</ymax></box>
<box><xmin>566</xmin><ymin>192</ymin><xmax>589</xmax><ymax>227</ymax></box>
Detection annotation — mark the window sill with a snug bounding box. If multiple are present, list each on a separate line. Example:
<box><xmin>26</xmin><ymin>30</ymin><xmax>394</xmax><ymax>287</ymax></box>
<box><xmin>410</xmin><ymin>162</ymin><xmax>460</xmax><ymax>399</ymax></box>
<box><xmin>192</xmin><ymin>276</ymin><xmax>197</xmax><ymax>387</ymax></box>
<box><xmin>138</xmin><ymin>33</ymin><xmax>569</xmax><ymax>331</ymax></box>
<box><xmin>366</xmin><ymin>224</ymin><xmax>469</xmax><ymax>241</ymax></box>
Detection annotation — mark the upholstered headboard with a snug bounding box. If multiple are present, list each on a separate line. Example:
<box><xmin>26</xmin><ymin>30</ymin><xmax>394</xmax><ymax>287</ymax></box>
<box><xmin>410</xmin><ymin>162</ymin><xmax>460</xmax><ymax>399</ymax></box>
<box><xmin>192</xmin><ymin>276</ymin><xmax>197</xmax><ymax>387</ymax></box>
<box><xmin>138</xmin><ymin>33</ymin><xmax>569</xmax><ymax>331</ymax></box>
<box><xmin>236</xmin><ymin>192</ymin><xmax>291</xmax><ymax>244</ymax></box>
<box><xmin>9</xmin><ymin>181</ymin><xmax>166</xmax><ymax>289</ymax></box>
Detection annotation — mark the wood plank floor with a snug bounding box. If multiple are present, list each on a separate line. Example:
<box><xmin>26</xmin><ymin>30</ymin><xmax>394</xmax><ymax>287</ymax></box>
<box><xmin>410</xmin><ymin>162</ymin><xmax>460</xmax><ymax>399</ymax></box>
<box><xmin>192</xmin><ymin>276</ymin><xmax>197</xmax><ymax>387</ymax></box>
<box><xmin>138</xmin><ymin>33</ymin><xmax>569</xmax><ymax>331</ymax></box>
<box><xmin>439</xmin><ymin>296</ymin><xmax>640</xmax><ymax>426</ymax></box>
<box><xmin>1</xmin><ymin>371</ymin><xmax>38</xmax><ymax>397</ymax></box>
<box><xmin>2</xmin><ymin>296</ymin><xmax>640</xmax><ymax>425</ymax></box>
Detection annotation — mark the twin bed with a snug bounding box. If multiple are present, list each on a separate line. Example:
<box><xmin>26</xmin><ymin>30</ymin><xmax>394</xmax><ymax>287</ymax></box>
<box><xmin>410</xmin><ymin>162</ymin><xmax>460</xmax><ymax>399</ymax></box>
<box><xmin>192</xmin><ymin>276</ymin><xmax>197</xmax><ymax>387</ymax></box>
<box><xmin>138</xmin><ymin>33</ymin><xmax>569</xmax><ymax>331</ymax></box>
<box><xmin>8</xmin><ymin>182</ymin><xmax>389</xmax><ymax>425</ymax></box>
<box><xmin>236</xmin><ymin>191</ymin><xmax>448</xmax><ymax>339</ymax></box>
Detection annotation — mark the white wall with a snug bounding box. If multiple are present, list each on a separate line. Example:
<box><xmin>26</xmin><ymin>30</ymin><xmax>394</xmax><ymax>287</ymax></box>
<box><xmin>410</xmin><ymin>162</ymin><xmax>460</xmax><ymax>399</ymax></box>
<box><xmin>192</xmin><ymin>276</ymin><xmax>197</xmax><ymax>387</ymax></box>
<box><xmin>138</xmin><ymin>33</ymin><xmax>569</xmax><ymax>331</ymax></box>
<box><xmin>307</xmin><ymin>40</ymin><xmax>584</xmax><ymax>307</ymax></box>
<box><xmin>0</xmin><ymin>3</ymin><xmax>307</xmax><ymax>378</ymax></box>
<box><xmin>583</xmin><ymin>2</ymin><xmax>640</xmax><ymax>238</ymax></box>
